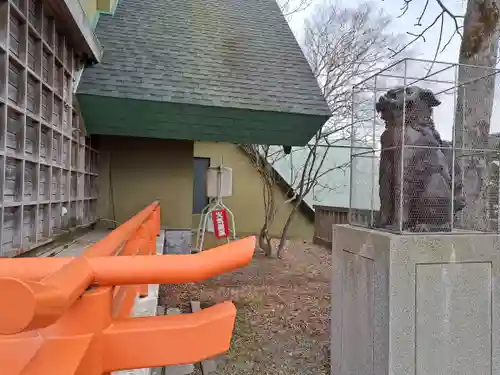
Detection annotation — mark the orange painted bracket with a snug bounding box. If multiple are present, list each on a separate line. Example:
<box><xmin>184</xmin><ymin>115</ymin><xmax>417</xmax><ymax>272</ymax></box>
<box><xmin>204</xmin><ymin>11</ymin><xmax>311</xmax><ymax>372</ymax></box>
<box><xmin>0</xmin><ymin>256</ymin><xmax>94</xmax><ymax>335</ymax></box>
<box><xmin>0</xmin><ymin>236</ymin><xmax>256</xmax><ymax>283</ymax></box>
<box><xmin>0</xmin><ymin>237</ymin><xmax>255</xmax><ymax>335</ymax></box>
<box><xmin>0</xmin><ymin>301</ymin><xmax>238</xmax><ymax>374</ymax></box>
<box><xmin>15</xmin><ymin>336</ymin><xmax>93</xmax><ymax>375</ymax></box>
<box><xmin>112</xmin><ymin>285</ymin><xmax>140</xmax><ymax>319</ymax></box>
<box><xmin>92</xmin><ymin>236</ymin><xmax>255</xmax><ymax>286</ymax></box>
<box><xmin>0</xmin><ymin>334</ymin><xmax>43</xmax><ymax>375</ymax></box>
<box><xmin>0</xmin><ymin>202</ymin><xmax>254</xmax><ymax>373</ymax></box>
<box><xmin>102</xmin><ymin>301</ymin><xmax>237</xmax><ymax>372</ymax></box>
<box><xmin>83</xmin><ymin>202</ymin><xmax>160</xmax><ymax>258</ymax></box>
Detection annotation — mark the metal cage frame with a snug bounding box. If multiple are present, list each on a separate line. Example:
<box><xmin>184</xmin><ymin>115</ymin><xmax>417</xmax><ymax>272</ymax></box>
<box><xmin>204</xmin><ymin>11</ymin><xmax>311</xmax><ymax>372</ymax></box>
<box><xmin>348</xmin><ymin>57</ymin><xmax>500</xmax><ymax>235</ymax></box>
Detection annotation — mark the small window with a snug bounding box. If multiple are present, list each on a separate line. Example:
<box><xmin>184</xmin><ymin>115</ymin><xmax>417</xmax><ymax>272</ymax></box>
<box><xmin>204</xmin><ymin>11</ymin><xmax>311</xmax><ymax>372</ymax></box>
<box><xmin>193</xmin><ymin>157</ymin><xmax>210</xmax><ymax>214</ymax></box>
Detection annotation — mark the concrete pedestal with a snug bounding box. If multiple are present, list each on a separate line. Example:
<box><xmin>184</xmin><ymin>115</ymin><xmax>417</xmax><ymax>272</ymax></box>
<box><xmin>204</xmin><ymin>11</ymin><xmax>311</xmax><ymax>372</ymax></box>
<box><xmin>331</xmin><ymin>225</ymin><xmax>500</xmax><ymax>375</ymax></box>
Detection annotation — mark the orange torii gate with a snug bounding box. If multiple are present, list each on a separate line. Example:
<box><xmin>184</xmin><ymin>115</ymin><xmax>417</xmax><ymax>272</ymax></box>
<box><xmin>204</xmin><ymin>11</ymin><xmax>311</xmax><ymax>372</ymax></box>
<box><xmin>0</xmin><ymin>201</ymin><xmax>255</xmax><ymax>375</ymax></box>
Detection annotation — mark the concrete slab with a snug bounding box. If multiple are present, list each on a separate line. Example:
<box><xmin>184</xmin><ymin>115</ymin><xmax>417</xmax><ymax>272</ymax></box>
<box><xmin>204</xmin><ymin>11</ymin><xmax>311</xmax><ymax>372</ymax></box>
<box><xmin>52</xmin><ymin>229</ymin><xmax>112</xmax><ymax>257</ymax></box>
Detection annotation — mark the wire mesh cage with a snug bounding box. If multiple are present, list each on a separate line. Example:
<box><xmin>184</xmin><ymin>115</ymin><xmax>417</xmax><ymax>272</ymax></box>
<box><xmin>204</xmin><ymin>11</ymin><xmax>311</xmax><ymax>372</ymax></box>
<box><xmin>349</xmin><ymin>58</ymin><xmax>500</xmax><ymax>234</ymax></box>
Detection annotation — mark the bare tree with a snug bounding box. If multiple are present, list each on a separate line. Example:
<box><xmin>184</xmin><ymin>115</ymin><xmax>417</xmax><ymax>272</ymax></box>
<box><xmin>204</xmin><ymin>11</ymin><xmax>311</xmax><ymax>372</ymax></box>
<box><xmin>239</xmin><ymin>144</ymin><xmax>284</xmax><ymax>257</ymax></box>
<box><xmin>269</xmin><ymin>2</ymin><xmax>405</xmax><ymax>257</ymax></box>
<box><xmin>388</xmin><ymin>0</ymin><xmax>465</xmax><ymax>61</ymax></box>
<box><xmin>278</xmin><ymin>0</ymin><xmax>313</xmax><ymax>17</ymax></box>
<box><xmin>395</xmin><ymin>0</ymin><xmax>500</xmax><ymax>230</ymax></box>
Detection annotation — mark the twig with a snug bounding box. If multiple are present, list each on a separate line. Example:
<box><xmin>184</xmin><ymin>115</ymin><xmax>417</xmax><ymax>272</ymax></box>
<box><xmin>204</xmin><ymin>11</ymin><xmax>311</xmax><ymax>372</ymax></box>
<box><xmin>416</xmin><ymin>0</ymin><xmax>430</xmax><ymax>25</ymax></box>
<box><xmin>389</xmin><ymin>11</ymin><xmax>443</xmax><ymax>58</ymax></box>
<box><xmin>389</xmin><ymin>0</ymin><xmax>464</xmax><ymax>58</ymax></box>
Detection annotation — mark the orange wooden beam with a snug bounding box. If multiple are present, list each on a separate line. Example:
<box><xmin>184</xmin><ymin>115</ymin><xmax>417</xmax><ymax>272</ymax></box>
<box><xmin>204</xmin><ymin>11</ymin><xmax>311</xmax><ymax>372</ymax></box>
<box><xmin>92</xmin><ymin>237</ymin><xmax>255</xmax><ymax>285</ymax></box>
<box><xmin>112</xmin><ymin>285</ymin><xmax>140</xmax><ymax>319</ymax></box>
<box><xmin>17</xmin><ymin>336</ymin><xmax>93</xmax><ymax>375</ymax></box>
<box><xmin>83</xmin><ymin>202</ymin><xmax>159</xmax><ymax>258</ymax></box>
<box><xmin>0</xmin><ymin>301</ymin><xmax>238</xmax><ymax>374</ymax></box>
<box><xmin>0</xmin><ymin>237</ymin><xmax>255</xmax><ymax>283</ymax></box>
<box><xmin>0</xmin><ymin>257</ymin><xmax>94</xmax><ymax>334</ymax></box>
<box><xmin>102</xmin><ymin>301</ymin><xmax>237</xmax><ymax>372</ymax></box>
<box><xmin>0</xmin><ymin>257</ymin><xmax>72</xmax><ymax>280</ymax></box>
<box><xmin>0</xmin><ymin>203</ymin><xmax>253</xmax><ymax>373</ymax></box>
<box><xmin>0</xmin><ymin>237</ymin><xmax>255</xmax><ymax>335</ymax></box>
<box><xmin>0</xmin><ymin>334</ymin><xmax>43</xmax><ymax>375</ymax></box>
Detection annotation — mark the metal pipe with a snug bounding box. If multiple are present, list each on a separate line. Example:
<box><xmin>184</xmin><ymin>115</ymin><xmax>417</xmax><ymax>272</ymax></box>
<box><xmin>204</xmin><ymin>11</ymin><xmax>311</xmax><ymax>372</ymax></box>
<box><xmin>370</xmin><ymin>76</ymin><xmax>377</xmax><ymax>227</ymax></box>
<box><xmin>399</xmin><ymin>60</ymin><xmax>408</xmax><ymax>234</ymax></box>
<box><xmin>408</xmin><ymin>57</ymin><xmax>500</xmax><ymax>71</ymax></box>
<box><xmin>376</xmin><ymin>74</ymin><xmax>455</xmax><ymax>85</ymax></box>
<box><xmin>348</xmin><ymin>87</ymin><xmax>355</xmax><ymax>224</ymax></box>
<box><xmin>405</xmin><ymin>64</ymin><xmax>455</xmax><ymax>87</ymax></box>
<box><xmin>353</xmin><ymin>58</ymin><xmax>408</xmax><ymax>88</ymax></box>
<box><xmin>450</xmin><ymin>63</ymin><xmax>458</xmax><ymax>231</ymax></box>
<box><xmin>435</xmin><ymin>69</ymin><xmax>500</xmax><ymax>96</ymax></box>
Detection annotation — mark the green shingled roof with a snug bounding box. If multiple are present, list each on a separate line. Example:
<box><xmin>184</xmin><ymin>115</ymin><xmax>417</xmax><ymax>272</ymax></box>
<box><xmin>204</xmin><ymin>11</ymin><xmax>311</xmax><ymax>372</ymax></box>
<box><xmin>77</xmin><ymin>0</ymin><xmax>331</xmax><ymax>146</ymax></box>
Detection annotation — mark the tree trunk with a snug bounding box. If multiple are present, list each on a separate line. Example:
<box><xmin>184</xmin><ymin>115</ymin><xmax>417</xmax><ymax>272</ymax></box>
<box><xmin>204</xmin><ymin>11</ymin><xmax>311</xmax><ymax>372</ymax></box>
<box><xmin>277</xmin><ymin>203</ymin><xmax>299</xmax><ymax>258</ymax></box>
<box><xmin>454</xmin><ymin>0</ymin><xmax>500</xmax><ymax>231</ymax></box>
<box><xmin>259</xmin><ymin>227</ymin><xmax>274</xmax><ymax>257</ymax></box>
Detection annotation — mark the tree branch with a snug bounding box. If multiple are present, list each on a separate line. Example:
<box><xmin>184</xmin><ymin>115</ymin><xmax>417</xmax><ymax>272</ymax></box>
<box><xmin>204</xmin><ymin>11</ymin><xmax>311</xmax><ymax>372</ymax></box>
<box><xmin>390</xmin><ymin>0</ymin><xmax>464</xmax><ymax>58</ymax></box>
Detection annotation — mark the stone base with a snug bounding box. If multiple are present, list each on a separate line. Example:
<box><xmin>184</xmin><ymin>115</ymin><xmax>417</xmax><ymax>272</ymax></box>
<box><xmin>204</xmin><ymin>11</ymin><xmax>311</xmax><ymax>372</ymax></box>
<box><xmin>331</xmin><ymin>224</ymin><xmax>500</xmax><ymax>375</ymax></box>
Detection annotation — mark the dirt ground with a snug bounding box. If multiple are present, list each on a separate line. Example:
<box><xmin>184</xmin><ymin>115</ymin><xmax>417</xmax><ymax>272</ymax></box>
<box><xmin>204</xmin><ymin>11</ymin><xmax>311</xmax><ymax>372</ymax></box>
<box><xmin>159</xmin><ymin>240</ymin><xmax>331</xmax><ymax>375</ymax></box>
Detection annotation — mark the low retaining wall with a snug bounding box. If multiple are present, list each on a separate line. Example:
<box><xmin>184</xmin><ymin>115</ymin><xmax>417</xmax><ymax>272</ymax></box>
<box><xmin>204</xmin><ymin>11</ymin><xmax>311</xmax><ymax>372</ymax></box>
<box><xmin>313</xmin><ymin>206</ymin><xmax>374</xmax><ymax>246</ymax></box>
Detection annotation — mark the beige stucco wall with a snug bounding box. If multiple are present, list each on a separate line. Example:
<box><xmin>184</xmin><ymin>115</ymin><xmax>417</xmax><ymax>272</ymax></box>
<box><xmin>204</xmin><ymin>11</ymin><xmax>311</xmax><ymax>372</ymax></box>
<box><xmin>193</xmin><ymin>141</ymin><xmax>314</xmax><ymax>241</ymax></box>
<box><xmin>96</xmin><ymin>136</ymin><xmax>194</xmax><ymax>229</ymax></box>
<box><xmin>95</xmin><ymin>137</ymin><xmax>313</xmax><ymax>246</ymax></box>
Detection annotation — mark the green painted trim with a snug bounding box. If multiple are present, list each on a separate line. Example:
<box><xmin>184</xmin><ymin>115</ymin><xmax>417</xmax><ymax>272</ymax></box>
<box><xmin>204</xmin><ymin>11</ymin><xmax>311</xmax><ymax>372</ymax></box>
<box><xmin>77</xmin><ymin>94</ymin><xmax>329</xmax><ymax>146</ymax></box>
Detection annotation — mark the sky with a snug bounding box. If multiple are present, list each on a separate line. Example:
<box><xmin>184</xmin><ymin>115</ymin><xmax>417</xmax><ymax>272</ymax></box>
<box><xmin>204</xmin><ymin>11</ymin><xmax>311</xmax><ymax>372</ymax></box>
<box><xmin>274</xmin><ymin>0</ymin><xmax>500</xmax><ymax>209</ymax></box>
<box><xmin>287</xmin><ymin>0</ymin><xmax>500</xmax><ymax>141</ymax></box>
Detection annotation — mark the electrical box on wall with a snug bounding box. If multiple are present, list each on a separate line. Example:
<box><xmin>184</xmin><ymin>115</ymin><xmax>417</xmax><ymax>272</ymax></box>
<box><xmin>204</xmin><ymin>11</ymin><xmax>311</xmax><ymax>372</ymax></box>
<box><xmin>206</xmin><ymin>166</ymin><xmax>233</xmax><ymax>198</ymax></box>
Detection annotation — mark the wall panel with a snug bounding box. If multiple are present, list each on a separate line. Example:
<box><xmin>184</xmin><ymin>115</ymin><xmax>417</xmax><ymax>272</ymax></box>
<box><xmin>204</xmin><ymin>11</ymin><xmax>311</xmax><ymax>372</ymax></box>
<box><xmin>0</xmin><ymin>0</ymin><xmax>98</xmax><ymax>257</ymax></box>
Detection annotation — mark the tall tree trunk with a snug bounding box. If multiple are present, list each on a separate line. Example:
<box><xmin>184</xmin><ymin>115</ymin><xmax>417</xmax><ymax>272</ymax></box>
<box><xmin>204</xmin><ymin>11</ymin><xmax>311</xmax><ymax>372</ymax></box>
<box><xmin>454</xmin><ymin>0</ymin><xmax>500</xmax><ymax>231</ymax></box>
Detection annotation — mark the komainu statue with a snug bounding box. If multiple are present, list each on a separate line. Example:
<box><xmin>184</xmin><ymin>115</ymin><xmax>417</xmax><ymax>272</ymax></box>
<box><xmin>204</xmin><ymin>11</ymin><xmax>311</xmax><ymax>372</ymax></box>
<box><xmin>375</xmin><ymin>86</ymin><xmax>465</xmax><ymax>232</ymax></box>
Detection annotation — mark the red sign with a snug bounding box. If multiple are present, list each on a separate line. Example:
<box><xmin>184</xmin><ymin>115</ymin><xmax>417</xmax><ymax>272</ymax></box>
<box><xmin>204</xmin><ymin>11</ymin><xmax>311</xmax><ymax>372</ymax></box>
<box><xmin>211</xmin><ymin>209</ymin><xmax>230</xmax><ymax>239</ymax></box>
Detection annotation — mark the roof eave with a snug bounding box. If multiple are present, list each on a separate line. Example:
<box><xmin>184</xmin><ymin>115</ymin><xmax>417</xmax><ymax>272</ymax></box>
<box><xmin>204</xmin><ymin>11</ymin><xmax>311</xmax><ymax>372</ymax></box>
<box><xmin>76</xmin><ymin>94</ymin><xmax>329</xmax><ymax>146</ymax></box>
<box><xmin>46</xmin><ymin>0</ymin><xmax>103</xmax><ymax>63</ymax></box>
